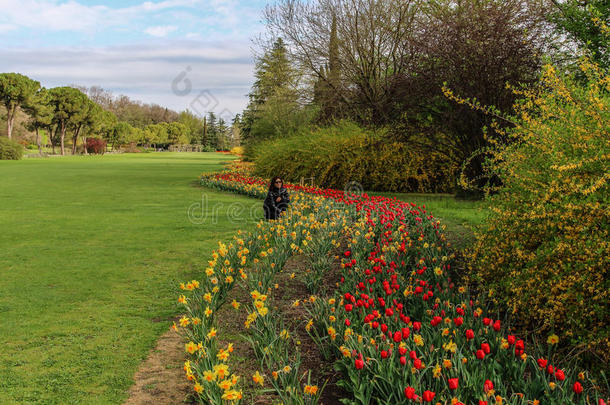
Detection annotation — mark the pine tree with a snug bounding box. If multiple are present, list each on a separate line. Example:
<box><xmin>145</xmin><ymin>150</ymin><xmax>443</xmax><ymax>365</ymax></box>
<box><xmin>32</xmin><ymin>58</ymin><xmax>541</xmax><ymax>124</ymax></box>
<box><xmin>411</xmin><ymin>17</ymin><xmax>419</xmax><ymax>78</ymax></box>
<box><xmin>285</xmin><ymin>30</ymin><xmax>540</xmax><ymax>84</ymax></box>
<box><xmin>313</xmin><ymin>14</ymin><xmax>342</xmax><ymax>122</ymax></box>
<box><xmin>240</xmin><ymin>38</ymin><xmax>298</xmax><ymax>142</ymax></box>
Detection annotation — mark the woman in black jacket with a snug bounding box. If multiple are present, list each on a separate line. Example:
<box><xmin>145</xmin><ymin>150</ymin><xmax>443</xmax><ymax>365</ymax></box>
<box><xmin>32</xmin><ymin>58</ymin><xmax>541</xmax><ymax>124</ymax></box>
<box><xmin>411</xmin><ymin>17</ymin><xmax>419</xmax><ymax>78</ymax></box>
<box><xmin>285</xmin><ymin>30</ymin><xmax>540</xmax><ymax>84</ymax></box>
<box><xmin>263</xmin><ymin>177</ymin><xmax>290</xmax><ymax>220</ymax></box>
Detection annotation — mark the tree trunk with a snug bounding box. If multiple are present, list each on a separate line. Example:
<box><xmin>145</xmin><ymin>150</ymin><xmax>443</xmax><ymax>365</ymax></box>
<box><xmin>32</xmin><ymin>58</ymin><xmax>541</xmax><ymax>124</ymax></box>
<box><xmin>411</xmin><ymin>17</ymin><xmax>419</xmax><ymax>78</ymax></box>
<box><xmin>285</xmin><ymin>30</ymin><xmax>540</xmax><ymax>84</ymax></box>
<box><xmin>60</xmin><ymin>122</ymin><xmax>66</xmax><ymax>155</ymax></box>
<box><xmin>82</xmin><ymin>135</ymin><xmax>89</xmax><ymax>155</ymax></box>
<box><xmin>71</xmin><ymin>126</ymin><xmax>81</xmax><ymax>155</ymax></box>
<box><xmin>50</xmin><ymin>127</ymin><xmax>56</xmax><ymax>154</ymax></box>
<box><xmin>35</xmin><ymin>127</ymin><xmax>42</xmax><ymax>155</ymax></box>
<box><xmin>6</xmin><ymin>105</ymin><xmax>16</xmax><ymax>139</ymax></box>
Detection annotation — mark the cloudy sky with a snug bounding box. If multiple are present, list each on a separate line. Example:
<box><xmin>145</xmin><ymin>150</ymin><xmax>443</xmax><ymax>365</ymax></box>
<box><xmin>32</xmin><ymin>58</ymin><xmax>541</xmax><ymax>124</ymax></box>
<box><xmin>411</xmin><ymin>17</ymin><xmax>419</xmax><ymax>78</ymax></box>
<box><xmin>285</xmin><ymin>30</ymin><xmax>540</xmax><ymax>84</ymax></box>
<box><xmin>0</xmin><ymin>0</ymin><xmax>271</xmax><ymax>117</ymax></box>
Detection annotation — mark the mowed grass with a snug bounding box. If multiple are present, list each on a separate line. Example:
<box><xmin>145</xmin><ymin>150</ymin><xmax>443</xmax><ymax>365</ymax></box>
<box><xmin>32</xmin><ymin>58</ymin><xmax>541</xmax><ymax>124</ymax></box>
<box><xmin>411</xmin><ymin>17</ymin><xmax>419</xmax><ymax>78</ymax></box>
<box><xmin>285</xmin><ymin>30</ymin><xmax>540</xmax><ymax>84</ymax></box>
<box><xmin>0</xmin><ymin>153</ymin><xmax>261</xmax><ymax>404</ymax></box>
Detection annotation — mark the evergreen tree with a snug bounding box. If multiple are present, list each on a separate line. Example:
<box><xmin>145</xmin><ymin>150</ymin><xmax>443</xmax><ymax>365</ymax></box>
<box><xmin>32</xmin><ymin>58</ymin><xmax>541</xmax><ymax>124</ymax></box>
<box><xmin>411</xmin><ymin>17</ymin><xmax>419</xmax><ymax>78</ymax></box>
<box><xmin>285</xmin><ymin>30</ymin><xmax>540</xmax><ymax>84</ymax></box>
<box><xmin>240</xmin><ymin>38</ymin><xmax>299</xmax><ymax>143</ymax></box>
<box><xmin>217</xmin><ymin>118</ymin><xmax>228</xmax><ymax>150</ymax></box>
<box><xmin>314</xmin><ymin>14</ymin><xmax>342</xmax><ymax>122</ymax></box>
<box><xmin>47</xmin><ymin>86</ymin><xmax>89</xmax><ymax>155</ymax></box>
<box><xmin>0</xmin><ymin>73</ymin><xmax>40</xmax><ymax>139</ymax></box>
<box><xmin>231</xmin><ymin>114</ymin><xmax>242</xmax><ymax>147</ymax></box>
<box><xmin>22</xmin><ymin>88</ymin><xmax>53</xmax><ymax>154</ymax></box>
<box><xmin>205</xmin><ymin>112</ymin><xmax>219</xmax><ymax>149</ymax></box>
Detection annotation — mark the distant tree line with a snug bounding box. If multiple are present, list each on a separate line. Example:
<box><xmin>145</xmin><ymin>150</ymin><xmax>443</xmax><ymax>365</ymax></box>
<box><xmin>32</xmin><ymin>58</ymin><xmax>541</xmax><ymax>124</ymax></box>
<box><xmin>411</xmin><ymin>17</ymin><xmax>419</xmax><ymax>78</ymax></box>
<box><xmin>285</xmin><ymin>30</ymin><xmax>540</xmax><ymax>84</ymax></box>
<box><xmin>0</xmin><ymin>76</ymin><xmax>239</xmax><ymax>155</ymax></box>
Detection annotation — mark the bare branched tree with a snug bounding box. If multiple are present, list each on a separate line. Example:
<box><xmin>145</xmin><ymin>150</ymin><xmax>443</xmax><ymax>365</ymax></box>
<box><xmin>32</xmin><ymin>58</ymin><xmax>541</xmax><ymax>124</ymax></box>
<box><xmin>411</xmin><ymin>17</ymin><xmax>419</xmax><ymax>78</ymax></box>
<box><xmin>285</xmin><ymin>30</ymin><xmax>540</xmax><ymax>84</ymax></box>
<box><xmin>264</xmin><ymin>0</ymin><xmax>422</xmax><ymax>124</ymax></box>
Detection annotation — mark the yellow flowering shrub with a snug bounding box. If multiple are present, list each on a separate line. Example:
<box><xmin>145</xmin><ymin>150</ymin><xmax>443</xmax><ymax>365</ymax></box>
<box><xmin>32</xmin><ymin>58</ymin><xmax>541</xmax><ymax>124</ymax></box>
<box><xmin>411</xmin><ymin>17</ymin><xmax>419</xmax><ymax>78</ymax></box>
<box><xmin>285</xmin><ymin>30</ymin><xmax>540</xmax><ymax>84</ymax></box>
<box><xmin>468</xmin><ymin>60</ymin><xmax>609</xmax><ymax>359</ymax></box>
<box><xmin>230</xmin><ymin>146</ymin><xmax>244</xmax><ymax>156</ymax></box>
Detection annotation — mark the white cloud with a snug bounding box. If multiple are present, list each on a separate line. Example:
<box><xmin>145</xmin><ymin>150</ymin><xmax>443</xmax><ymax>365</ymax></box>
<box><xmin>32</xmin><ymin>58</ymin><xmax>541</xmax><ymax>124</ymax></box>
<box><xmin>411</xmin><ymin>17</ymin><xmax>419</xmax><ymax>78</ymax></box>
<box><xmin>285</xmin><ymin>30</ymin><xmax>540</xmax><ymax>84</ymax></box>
<box><xmin>144</xmin><ymin>25</ymin><xmax>178</xmax><ymax>37</ymax></box>
<box><xmin>0</xmin><ymin>0</ymin><xmax>108</xmax><ymax>32</ymax></box>
<box><xmin>0</xmin><ymin>40</ymin><xmax>254</xmax><ymax>116</ymax></box>
<box><xmin>0</xmin><ymin>23</ymin><xmax>17</xmax><ymax>33</ymax></box>
<box><xmin>135</xmin><ymin>0</ymin><xmax>199</xmax><ymax>12</ymax></box>
<box><xmin>0</xmin><ymin>0</ymin><xmax>263</xmax><ymax>36</ymax></box>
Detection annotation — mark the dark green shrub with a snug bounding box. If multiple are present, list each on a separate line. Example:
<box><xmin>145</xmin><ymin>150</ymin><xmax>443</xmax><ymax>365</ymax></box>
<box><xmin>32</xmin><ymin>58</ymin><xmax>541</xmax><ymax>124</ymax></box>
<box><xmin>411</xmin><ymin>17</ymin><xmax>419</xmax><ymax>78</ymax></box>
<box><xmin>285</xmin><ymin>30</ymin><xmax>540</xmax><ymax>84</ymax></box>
<box><xmin>0</xmin><ymin>137</ymin><xmax>24</xmax><ymax>160</ymax></box>
<box><xmin>252</xmin><ymin>121</ymin><xmax>457</xmax><ymax>193</ymax></box>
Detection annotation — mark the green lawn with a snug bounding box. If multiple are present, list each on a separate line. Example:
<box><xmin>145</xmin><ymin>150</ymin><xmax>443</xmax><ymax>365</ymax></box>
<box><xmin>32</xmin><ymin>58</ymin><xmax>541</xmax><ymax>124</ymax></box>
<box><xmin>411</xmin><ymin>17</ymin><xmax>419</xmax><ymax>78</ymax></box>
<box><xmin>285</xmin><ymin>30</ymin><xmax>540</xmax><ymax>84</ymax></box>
<box><xmin>0</xmin><ymin>153</ymin><xmax>260</xmax><ymax>404</ymax></box>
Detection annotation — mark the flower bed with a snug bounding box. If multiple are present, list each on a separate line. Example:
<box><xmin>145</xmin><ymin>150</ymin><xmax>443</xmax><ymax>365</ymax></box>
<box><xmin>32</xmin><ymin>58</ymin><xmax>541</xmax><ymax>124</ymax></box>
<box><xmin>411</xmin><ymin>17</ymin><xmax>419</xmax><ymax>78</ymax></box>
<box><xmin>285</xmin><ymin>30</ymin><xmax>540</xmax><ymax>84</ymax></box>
<box><xmin>174</xmin><ymin>166</ymin><xmax>607</xmax><ymax>404</ymax></box>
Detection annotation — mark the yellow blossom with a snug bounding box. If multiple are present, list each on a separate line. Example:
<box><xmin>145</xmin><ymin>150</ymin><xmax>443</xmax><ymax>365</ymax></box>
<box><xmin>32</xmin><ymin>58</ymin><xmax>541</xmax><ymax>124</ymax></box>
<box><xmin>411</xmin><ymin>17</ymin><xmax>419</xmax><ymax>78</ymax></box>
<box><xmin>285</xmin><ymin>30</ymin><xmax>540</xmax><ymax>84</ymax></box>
<box><xmin>218</xmin><ymin>379</ymin><xmax>232</xmax><ymax>390</ymax></box>
<box><xmin>221</xmin><ymin>390</ymin><xmax>242</xmax><ymax>400</ymax></box>
<box><xmin>185</xmin><ymin>341</ymin><xmax>197</xmax><ymax>354</ymax></box>
<box><xmin>203</xmin><ymin>370</ymin><xmax>215</xmax><ymax>382</ymax></box>
<box><xmin>214</xmin><ymin>363</ymin><xmax>229</xmax><ymax>380</ymax></box>
<box><xmin>252</xmin><ymin>371</ymin><xmax>264</xmax><ymax>386</ymax></box>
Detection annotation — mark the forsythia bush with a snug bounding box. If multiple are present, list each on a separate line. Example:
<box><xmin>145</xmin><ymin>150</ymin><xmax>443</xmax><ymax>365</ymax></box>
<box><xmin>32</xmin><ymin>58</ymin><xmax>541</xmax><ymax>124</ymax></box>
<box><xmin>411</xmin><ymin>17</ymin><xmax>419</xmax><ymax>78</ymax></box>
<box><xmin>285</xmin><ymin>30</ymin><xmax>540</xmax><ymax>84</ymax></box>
<box><xmin>467</xmin><ymin>60</ymin><xmax>610</xmax><ymax>359</ymax></box>
<box><xmin>252</xmin><ymin>122</ymin><xmax>457</xmax><ymax>193</ymax></box>
<box><xmin>230</xmin><ymin>146</ymin><xmax>244</xmax><ymax>156</ymax></box>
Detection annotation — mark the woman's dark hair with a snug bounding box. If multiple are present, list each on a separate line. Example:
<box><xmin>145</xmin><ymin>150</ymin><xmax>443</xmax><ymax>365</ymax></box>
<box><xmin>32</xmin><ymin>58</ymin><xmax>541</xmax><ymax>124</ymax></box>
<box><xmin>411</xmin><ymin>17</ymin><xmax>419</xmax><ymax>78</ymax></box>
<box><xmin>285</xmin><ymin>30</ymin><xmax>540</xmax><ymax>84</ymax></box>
<box><xmin>269</xmin><ymin>176</ymin><xmax>283</xmax><ymax>191</ymax></box>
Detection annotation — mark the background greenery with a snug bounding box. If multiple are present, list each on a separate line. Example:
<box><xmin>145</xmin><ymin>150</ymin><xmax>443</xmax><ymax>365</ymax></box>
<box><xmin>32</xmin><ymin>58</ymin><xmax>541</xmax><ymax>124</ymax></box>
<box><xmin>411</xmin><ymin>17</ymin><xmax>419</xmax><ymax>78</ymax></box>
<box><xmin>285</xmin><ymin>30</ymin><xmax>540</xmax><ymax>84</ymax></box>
<box><xmin>0</xmin><ymin>152</ymin><xmax>258</xmax><ymax>404</ymax></box>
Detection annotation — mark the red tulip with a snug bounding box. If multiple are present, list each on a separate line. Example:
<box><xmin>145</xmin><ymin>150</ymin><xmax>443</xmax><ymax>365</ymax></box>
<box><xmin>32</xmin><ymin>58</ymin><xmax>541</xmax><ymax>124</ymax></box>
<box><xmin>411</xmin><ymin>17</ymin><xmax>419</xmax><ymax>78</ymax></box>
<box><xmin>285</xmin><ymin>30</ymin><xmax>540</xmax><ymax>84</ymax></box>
<box><xmin>465</xmin><ymin>329</ymin><xmax>474</xmax><ymax>340</ymax></box>
<box><xmin>422</xmin><ymin>390</ymin><xmax>435</xmax><ymax>402</ymax></box>
<box><xmin>493</xmin><ymin>320</ymin><xmax>501</xmax><ymax>331</ymax></box>
<box><xmin>481</xmin><ymin>342</ymin><xmax>491</xmax><ymax>354</ymax></box>
<box><xmin>409</xmin><ymin>350</ymin><xmax>417</xmax><ymax>360</ymax></box>
<box><xmin>479</xmin><ymin>401</ymin><xmax>488</xmax><ymax>405</ymax></box>
<box><xmin>414</xmin><ymin>358</ymin><xmax>423</xmax><ymax>369</ymax></box>
<box><xmin>507</xmin><ymin>335</ymin><xmax>515</xmax><ymax>345</ymax></box>
<box><xmin>476</xmin><ymin>349</ymin><xmax>485</xmax><ymax>360</ymax></box>
<box><xmin>345</xmin><ymin>304</ymin><xmax>353</xmax><ymax>312</ymax></box>
<box><xmin>448</xmin><ymin>378</ymin><xmax>459</xmax><ymax>390</ymax></box>
<box><xmin>400</xmin><ymin>356</ymin><xmax>407</xmax><ymax>366</ymax></box>
<box><xmin>556</xmin><ymin>369</ymin><xmax>565</xmax><ymax>381</ymax></box>
<box><xmin>453</xmin><ymin>317</ymin><xmax>463</xmax><ymax>326</ymax></box>
<box><xmin>404</xmin><ymin>386</ymin><xmax>415</xmax><ymax>399</ymax></box>
<box><xmin>573</xmin><ymin>381</ymin><xmax>583</xmax><ymax>394</ymax></box>
<box><xmin>537</xmin><ymin>358</ymin><xmax>548</xmax><ymax>368</ymax></box>
<box><xmin>483</xmin><ymin>317</ymin><xmax>491</xmax><ymax>326</ymax></box>
<box><xmin>380</xmin><ymin>350</ymin><xmax>389</xmax><ymax>359</ymax></box>
<box><xmin>484</xmin><ymin>379</ymin><xmax>494</xmax><ymax>393</ymax></box>
<box><xmin>355</xmin><ymin>358</ymin><xmax>364</xmax><ymax>369</ymax></box>
<box><xmin>393</xmin><ymin>331</ymin><xmax>402</xmax><ymax>343</ymax></box>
